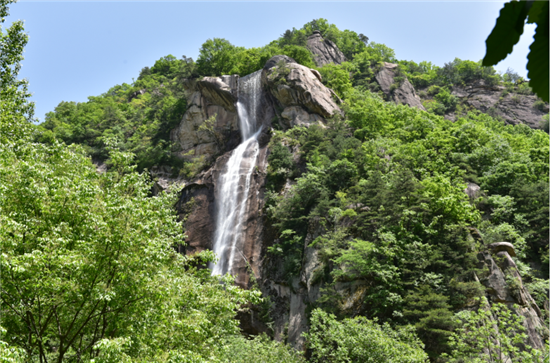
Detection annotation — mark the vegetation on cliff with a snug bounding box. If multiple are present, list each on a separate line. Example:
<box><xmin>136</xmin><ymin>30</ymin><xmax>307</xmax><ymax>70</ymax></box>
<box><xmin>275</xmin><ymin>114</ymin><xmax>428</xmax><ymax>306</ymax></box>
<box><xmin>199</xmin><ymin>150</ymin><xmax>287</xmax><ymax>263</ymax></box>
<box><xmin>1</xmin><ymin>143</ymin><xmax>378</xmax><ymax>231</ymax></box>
<box><xmin>2</xmin><ymin>2</ymin><xmax>548</xmax><ymax>361</ymax></box>
<box><xmin>39</xmin><ymin>18</ymin><xmax>548</xmax><ymax>176</ymax></box>
<box><xmin>266</xmin><ymin>87</ymin><xmax>548</xmax><ymax>358</ymax></box>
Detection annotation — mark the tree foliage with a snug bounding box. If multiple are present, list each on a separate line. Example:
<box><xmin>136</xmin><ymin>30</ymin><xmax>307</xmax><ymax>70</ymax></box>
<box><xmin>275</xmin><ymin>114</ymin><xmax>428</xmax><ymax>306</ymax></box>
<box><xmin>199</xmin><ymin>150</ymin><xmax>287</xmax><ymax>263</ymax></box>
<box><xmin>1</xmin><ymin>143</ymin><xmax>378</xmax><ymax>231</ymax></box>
<box><xmin>213</xmin><ymin>334</ymin><xmax>305</xmax><ymax>363</ymax></box>
<box><xmin>0</xmin><ymin>140</ymin><xmax>261</xmax><ymax>362</ymax></box>
<box><xmin>266</xmin><ymin>87</ymin><xmax>549</xmax><ymax>359</ymax></box>
<box><xmin>483</xmin><ymin>0</ymin><xmax>549</xmax><ymax>102</ymax></box>
<box><xmin>196</xmin><ymin>38</ymin><xmax>240</xmax><ymax>76</ymax></box>
<box><xmin>0</xmin><ymin>0</ymin><xmax>34</xmax><ymax>144</ymax></box>
<box><xmin>304</xmin><ymin>309</ymin><xmax>428</xmax><ymax>363</ymax></box>
<box><xmin>443</xmin><ymin>298</ymin><xmax>547</xmax><ymax>362</ymax></box>
<box><xmin>38</xmin><ymin>54</ymin><xmax>195</xmax><ymax>171</ymax></box>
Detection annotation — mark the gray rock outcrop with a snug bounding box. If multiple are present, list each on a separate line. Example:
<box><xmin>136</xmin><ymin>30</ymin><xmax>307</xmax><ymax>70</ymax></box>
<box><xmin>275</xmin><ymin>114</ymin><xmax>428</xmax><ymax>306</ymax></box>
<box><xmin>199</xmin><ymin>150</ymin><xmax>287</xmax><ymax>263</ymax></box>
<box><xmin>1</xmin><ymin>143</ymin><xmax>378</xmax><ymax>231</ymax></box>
<box><xmin>375</xmin><ymin>62</ymin><xmax>426</xmax><ymax>111</ymax></box>
<box><xmin>262</xmin><ymin>55</ymin><xmax>343</xmax><ymax>127</ymax></box>
<box><xmin>450</xmin><ymin>82</ymin><xmax>548</xmax><ymax>128</ymax></box>
<box><xmin>464</xmin><ymin>182</ymin><xmax>482</xmax><ymax>200</ymax></box>
<box><xmin>170</xmin><ymin>76</ymin><xmax>240</xmax><ymax>162</ymax></box>
<box><xmin>477</xmin><ymin>243</ymin><xmax>548</xmax><ymax>350</ymax></box>
<box><xmin>487</xmin><ymin>242</ymin><xmax>517</xmax><ymax>257</ymax></box>
<box><xmin>260</xmin><ymin>216</ymin><xmax>326</xmax><ymax>350</ymax></box>
<box><xmin>280</xmin><ymin>106</ymin><xmax>325</xmax><ymax>128</ymax></box>
<box><xmin>306</xmin><ymin>30</ymin><xmax>347</xmax><ymax>67</ymax></box>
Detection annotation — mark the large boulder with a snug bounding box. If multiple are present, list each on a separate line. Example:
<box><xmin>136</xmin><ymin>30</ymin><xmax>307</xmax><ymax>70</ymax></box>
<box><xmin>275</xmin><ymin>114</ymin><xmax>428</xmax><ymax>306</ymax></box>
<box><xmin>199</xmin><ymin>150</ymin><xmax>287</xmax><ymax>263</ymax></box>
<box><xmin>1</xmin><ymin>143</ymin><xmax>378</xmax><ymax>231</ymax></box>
<box><xmin>375</xmin><ymin>62</ymin><xmax>426</xmax><ymax>111</ymax></box>
<box><xmin>306</xmin><ymin>30</ymin><xmax>347</xmax><ymax>67</ymax></box>
<box><xmin>170</xmin><ymin>76</ymin><xmax>240</xmax><ymax>161</ymax></box>
<box><xmin>281</xmin><ymin>105</ymin><xmax>325</xmax><ymax>128</ymax></box>
<box><xmin>196</xmin><ymin>75</ymin><xmax>238</xmax><ymax>112</ymax></box>
<box><xmin>262</xmin><ymin>55</ymin><xmax>343</xmax><ymax>125</ymax></box>
<box><xmin>487</xmin><ymin>242</ymin><xmax>516</xmax><ymax>257</ymax></box>
<box><xmin>464</xmin><ymin>182</ymin><xmax>482</xmax><ymax>200</ymax></box>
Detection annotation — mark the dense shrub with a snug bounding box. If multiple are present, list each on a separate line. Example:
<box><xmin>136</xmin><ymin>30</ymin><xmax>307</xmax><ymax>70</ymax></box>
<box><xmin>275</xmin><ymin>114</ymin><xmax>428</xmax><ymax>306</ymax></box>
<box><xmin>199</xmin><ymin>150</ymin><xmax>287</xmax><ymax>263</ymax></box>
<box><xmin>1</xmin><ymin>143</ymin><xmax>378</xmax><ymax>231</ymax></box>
<box><xmin>304</xmin><ymin>309</ymin><xmax>428</xmax><ymax>363</ymax></box>
<box><xmin>214</xmin><ymin>334</ymin><xmax>305</xmax><ymax>363</ymax></box>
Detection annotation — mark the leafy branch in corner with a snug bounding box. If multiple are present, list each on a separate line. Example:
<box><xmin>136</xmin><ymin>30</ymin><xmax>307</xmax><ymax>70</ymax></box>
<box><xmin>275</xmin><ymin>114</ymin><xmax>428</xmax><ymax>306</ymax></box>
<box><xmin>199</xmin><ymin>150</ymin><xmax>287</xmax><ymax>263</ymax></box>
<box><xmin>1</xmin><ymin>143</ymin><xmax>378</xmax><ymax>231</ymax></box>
<box><xmin>483</xmin><ymin>0</ymin><xmax>549</xmax><ymax>102</ymax></box>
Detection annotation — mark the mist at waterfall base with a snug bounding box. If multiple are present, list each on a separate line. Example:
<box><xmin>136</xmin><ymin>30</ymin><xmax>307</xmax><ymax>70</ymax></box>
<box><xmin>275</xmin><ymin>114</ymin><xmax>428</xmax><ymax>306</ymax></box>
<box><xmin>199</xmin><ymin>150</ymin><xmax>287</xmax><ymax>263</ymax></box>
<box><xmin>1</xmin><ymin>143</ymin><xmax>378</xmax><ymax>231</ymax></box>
<box><xmin>210</xmin><ymin>71</ymin><xmax>262</xmax><ymax>276</ymax></box>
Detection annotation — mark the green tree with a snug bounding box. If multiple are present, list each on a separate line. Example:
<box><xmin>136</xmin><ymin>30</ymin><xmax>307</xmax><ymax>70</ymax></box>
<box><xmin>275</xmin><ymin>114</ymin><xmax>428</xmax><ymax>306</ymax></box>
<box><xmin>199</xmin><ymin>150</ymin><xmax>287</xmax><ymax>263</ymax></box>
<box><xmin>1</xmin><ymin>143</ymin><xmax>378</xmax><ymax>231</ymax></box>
<box><xmin>0</xmin><ymin>141</ymin><xmax>261</xmax><ymax>362</ymax></box>
<box><xmin>443</xmin><ymin>298</ymin><xmax>547</xmax><ymax>362</ymax></box>
<box><xmin>39</xmin><ymin>54</ymin><xmax>192</xmax><ymax>171</ymax></box>
<box><xmin>0</xmin><ymin>0</ymin><xmax>34</xmax><ymax>144</ymax></box>
<box><xmin>403</xmin><ymin>286</ymin><xmax>457</xmax><ymax>358</ymax></box>
<box><xmin>213</xmin><ymin>334</ymin><xmax>305</xmax><ymax>363</ymax></box>
<box><xmin>304</xmin><ymin>309</ymin><xmax>428</xmax><ymax>363</ymax></box>
<box><xmin>316</xmin><ymin>62</ymin><xmax>354</xmax><ymax>98</ymax></box>
<box><xmin>364</xmin><ymin>41</ymin><xmax>397</xmax><ymax>64</ymax></box>
<box><xmin>196</xmin><ymin>38</ymin><xmax>240</xmax><ymax>76</ymax></box>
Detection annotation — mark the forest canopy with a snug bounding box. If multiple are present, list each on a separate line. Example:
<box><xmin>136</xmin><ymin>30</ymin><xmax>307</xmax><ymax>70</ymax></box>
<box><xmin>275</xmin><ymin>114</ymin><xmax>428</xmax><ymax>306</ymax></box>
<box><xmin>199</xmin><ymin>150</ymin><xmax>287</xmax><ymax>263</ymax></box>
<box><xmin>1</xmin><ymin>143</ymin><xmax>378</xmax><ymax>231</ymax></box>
<box><xmin>2</xmin><ymin>5</ymin><xmax>549</xmax><ymax>362</ymax></box>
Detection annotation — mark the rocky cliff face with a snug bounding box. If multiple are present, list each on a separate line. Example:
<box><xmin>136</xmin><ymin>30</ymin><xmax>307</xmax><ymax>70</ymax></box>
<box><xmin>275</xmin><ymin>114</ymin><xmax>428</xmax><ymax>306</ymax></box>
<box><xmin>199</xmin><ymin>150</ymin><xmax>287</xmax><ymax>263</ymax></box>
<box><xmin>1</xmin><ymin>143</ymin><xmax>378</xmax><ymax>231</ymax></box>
<box><xmin>170</xmin><ymin>76</ymin><xmax>241</xmax><ymax>162</ymax></box>
<box><xmin>262</xmin><ymin>55</ymin><xmax>343</xmax><ymax>128</ymax></box>
<box><xmin>172</xmin><ymin>55</ymin><xmax>342</xmax><ymax>289</ymax></box>
<box><xmin>477</xmin><ymin>242</ymin><xmax>548</xmax><ymax>350</ymax></box>
<box><xmin>306</xmin><ymin>30</ymin><xmax>347</xmax><ymax>67</ymax></box>
<box><xmin>174</xmin><ymin>74</ymin><xmax>273</xmax><ymax>287</ymax></box>
<box><xmin>177</xmin><ymin>138</ymin><xmax>271</xmax><ymax>288</ymax></box>
<box><xmin>449</xmin><ymin>81</ymin><xmax>548</xmax><ymax>127</ymax></box>
<box><xmin>170</xmin><ymin>53</ymin><xmax>547</xmax><ymax>354</ymax></box>
<box><xmin>374</xmin><ymin>62</ymin><xmax>426</xmax><ymax>111</ymax></box>
<box><xmin>372</xmin><ymin>65</ymin><xmax>547</xmax><ymax>129</ymax></box>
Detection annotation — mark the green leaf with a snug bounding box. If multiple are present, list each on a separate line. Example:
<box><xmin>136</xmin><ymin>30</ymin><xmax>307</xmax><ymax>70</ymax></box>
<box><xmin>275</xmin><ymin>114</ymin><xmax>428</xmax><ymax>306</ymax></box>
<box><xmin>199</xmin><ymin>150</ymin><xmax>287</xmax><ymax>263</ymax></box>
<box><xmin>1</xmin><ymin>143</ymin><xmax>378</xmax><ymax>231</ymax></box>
<box><xmin>527</xmin><ymin>1</ymin><xmax>549</xmax><ymax>103</ymax></box>
<box><xmin>526</xmin><ymin>0</ymin><xmax>546</xmax><ymax>24</ymax></box>
<box><xmin>482</xmin><ymin>0</ymin><xmax>529</xmax><ymax>66</ymax></box>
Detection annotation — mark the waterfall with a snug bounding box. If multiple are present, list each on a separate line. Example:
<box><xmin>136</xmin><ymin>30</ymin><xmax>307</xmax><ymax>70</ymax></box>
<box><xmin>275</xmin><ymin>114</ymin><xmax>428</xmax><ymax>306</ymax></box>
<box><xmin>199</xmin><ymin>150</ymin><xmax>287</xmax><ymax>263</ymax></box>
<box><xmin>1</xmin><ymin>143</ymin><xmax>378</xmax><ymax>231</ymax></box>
<box><xmin>211</xmin><ymin>70</ymin><xmax>262</xmax><ymax>276</ymax></box>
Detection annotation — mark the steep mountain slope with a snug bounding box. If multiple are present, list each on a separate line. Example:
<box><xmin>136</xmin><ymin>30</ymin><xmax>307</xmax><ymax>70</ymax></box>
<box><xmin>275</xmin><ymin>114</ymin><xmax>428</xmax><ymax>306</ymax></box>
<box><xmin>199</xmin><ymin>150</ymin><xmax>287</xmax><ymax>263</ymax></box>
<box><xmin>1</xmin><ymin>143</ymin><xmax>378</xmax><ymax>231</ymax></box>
<box><xmin>35</xmin><ymin>19</ymin><xmax>549</xmax><ymax>362</ymax></box>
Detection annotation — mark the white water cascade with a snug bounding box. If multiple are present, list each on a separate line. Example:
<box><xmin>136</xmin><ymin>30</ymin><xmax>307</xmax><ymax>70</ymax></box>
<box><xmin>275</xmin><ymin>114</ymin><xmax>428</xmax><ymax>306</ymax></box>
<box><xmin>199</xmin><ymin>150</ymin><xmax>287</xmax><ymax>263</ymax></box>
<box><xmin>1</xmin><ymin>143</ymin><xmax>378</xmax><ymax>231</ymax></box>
<box><xmin>211</xmin><ymin>70</ymin><xmax>263</xmax><ymax>276</ymax></box>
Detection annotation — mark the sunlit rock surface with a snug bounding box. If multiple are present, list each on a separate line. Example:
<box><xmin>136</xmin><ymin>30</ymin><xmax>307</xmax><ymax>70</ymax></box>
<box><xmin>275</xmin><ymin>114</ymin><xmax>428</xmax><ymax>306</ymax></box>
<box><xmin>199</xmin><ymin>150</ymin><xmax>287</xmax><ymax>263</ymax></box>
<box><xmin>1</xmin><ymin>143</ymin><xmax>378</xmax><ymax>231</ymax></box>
<box><xmin>306</xmin><ymin>30</ymin><xmax>347</xmax><ymax>67</ymax></box>
<box><xmin>375</xmin><ymin>62</ymin><xmax>426</xmax><ymax>111</ymax></box>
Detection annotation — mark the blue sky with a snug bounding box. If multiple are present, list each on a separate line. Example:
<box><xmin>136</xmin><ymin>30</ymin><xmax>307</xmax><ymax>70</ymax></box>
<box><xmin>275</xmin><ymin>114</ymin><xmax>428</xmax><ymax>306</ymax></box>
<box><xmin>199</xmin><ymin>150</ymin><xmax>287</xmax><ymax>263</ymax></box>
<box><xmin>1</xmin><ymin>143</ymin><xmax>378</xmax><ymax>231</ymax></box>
<box><xmin>6</xmin><ymin>1</ymin><xmax>536</xmax><ymax>123</ymax></box>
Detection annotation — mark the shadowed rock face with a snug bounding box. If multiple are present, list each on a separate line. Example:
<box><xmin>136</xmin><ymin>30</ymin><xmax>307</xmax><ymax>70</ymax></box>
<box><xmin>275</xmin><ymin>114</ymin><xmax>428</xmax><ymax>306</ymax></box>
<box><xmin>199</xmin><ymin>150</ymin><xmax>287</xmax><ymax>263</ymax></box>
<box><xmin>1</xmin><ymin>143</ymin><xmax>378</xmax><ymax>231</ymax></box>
<box><xmin>375</xmin><ymin>62</ymin><xmax>426</xmax><ymax>111</ymax></box>
<box><xmin>175</xmin><ymin>78</ymin><xmax>274</xmax><ymax>287</ymax></box>
<box><xmin>306</xmin><ymin>30</ymin><xmax>347</xmax><ymax>67</ymax></box>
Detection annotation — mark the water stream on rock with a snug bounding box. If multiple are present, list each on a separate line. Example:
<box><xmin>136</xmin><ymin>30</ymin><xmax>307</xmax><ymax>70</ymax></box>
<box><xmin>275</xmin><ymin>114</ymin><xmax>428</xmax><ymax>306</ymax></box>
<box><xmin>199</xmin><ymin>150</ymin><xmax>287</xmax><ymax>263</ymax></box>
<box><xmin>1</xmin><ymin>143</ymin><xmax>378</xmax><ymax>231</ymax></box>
<box><xmin>211</xmin><ymin>70</ymin><xmax>262</xmax><ymax>276</ymax></box>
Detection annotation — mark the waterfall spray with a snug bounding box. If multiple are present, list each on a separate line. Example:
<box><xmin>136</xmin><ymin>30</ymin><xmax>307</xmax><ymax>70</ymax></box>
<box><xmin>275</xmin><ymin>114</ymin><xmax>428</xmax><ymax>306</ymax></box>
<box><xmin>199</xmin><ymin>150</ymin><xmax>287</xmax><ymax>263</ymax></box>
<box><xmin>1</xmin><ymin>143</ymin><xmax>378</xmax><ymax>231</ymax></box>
<box><xmin>211</xmin><ymin>71</ymin><xmax>262</xmax><ymax>276</ymax></box>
